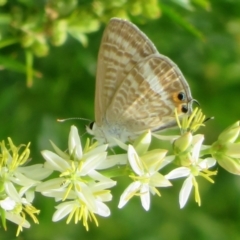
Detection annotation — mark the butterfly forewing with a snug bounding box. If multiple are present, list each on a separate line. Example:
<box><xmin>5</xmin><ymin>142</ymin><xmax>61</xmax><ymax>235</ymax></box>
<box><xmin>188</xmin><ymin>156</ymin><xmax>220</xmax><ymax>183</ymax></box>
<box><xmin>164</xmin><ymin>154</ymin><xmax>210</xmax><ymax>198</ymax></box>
<box><xmin>95</xmin><ymin>18</ymin><xmax>158</xmax><ymax>125</ymax></box>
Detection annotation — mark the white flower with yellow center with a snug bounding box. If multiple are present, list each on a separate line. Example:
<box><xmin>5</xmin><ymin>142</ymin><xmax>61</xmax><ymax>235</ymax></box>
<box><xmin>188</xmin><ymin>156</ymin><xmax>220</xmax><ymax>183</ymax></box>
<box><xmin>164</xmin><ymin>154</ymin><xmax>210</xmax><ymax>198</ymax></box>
<box><xmin>0</xmin><ymin>138</ymin><xmax>49</xmax><ymax>236</ymax></box>
<box><xmin>118</xmin><ymin>130</ymin><xmax>172</xmax><ymax>211</ymax></box>
<box><xmin>166</xmin><ymin>134</ymin><xmax>216</xmax><ymax>208</ymax></box>
<box><xmin>37</xmin><ymin>125</ymin><xmax>116</xmax><ymax>229</ymax></box>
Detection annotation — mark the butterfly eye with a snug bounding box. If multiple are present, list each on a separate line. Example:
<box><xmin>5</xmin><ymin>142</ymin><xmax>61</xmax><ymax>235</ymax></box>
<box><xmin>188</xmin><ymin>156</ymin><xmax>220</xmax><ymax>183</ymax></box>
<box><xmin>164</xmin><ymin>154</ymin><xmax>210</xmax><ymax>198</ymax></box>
<box><xmin>89</xmin><ymin>122</ymin><xmax>95</xmax><ymax>130</ymax></box>
<box><xmin>181</xmin><ymin>105</ymin><xmax>188</xmax><ymax>113</ymax></box>
<box><xmin>177</xmin><ymin>92</ymin><xmax>186</xmax><ymax>101</ymax></box>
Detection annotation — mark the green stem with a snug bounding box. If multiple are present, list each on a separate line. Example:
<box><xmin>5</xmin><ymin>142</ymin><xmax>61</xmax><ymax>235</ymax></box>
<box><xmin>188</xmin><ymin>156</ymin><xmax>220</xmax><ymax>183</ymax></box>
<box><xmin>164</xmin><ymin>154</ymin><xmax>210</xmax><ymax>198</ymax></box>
<box><xmin>200</xmin><ymin>145</ymin><xmax>212</xmax><ymax>157</ymax></box>
<box><xmin>99</xmin><ymin>165</ymin><xmax>129</xmax><ymax>178</ymax></box>
<box><xmin>25</xmin><ymin>50</ymin><xmax>33</xmax><ymax>87</ymax></box>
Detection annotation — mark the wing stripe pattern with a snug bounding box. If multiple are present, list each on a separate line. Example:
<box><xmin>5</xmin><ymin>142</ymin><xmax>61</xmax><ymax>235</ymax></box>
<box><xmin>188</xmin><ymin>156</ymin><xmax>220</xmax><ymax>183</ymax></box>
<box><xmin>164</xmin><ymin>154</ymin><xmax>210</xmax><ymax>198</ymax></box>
<box><xmin>92</xmin><ymin>18</ymin><xmax>193</xmax><ymax>143</ymax></box>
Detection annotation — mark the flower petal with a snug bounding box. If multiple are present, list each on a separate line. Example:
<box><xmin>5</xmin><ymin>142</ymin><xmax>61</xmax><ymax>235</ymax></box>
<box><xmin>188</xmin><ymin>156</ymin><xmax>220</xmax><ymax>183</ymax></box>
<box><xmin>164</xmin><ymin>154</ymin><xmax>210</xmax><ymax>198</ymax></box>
<box><xmin>179</xmin><ymin>176</ymin><xmax>193</xmax><ymax>208</ymax></box>
<box><xmin>88</xmin><ymin>170</ymin><xmax>116</xmax><ymax>186</ymax></box>
<box><xmin>159</xmin><ymin>155</ymin><xmax>175</xmax><ymax>170</ymax></box>
<box><xmin>95</xmin><ymin>201</ymin><xmax>110</xmax><ymax>217</ymax></box>
<box><xmin>35</xmin><ymin>178</ymin><xmax>64</xmax><ymax>192</ymax></box>
<box><xmin>133</xmin><ymin>130</ymin><xmax>151</xmax><ymax>156</ymax></box>
<box><xmin>10</xmin><ymin>171</ymin><xmax>38</xmax><ymax>187</ymax></box>
<box><xmin>52</xmin><ymin>201</ymin><xmax>76</xmax><ymax>222</ymax></box>
<box><xmin>17</xmin><ymin>164</ymin><xmax>52</xmax><ymax>181</ymax></box>
<box><xmin>140</xmin><ymin>184</ymin><xmax>150</xmax><ymax>211</ymax></box>
<box><xmin>74</xmin><ymin>182</ymin><xmax>97</xmax><ymax>211</ymax></box>
<box><xmin>84</xmin><ymin>144</ymin><xmax>108</xmax><ymax>159</ymax></box>
<box><xmin>96</xmin><ymin>154</ymin><xmax>127</xmax><ymax>169</ymax></box>
<box><xmin>69</xmin><ymin>125</ymin><xmax>82</xmax><ymax>160</ymax></box>
<box><xmin>0</xmin><ymin>197</ymin><xmax>16</xmax><ymax>210</ymax></box>
<box><xmin>141</xmin><ymin>149</ymin><xmax>168</xmax><ymax>172</ymax></box>
<box><xmin>128</xmin><ymin>145</ymin><xmax>144</xmax><ymax>176</ymax></box>
<box><xmin>165</xmin><ymin>167</ymin><xmax>190</xmax><ymax>179</ymax></box>
<box><xmin>50</xmin><ymin>140</ymin><xmax>69</xmax><ymax>159</ymax></box>
<box><xmin>6</xmin><ymin>212</ymin><xmax>30</xmax><ymax>228</ymax></box>
<box><xmin>192</xmin><ymin>134</ymin><xmax>204</xmax><ymax>162</ymax></box>
<box><xmin>41</xmin><ymin>150</ymin><xmax>70</xmax><ymax>172</ymax></box>
<box><xmin>81</xmin><ymin>152</ymin><xmax>107</xmax><ymax>175</ymax></box>
<box><xmin>118</xmin><ymin>181</ymin><xmax>141</xmax><ymax>209</ymax></box>
<box><xmin>198</xmin><ymin>157</ymin><xmax>216</xmax><ymax>169</ymax></box>
<box><xmin>150</xmin><ymin>173</ymin><xmax>172</xmax><ymax>187</ymax></box>
<box><xmin>4</xmin><ymin>182</ymin><xmax>21</xmax><ymax>202</ymax></box>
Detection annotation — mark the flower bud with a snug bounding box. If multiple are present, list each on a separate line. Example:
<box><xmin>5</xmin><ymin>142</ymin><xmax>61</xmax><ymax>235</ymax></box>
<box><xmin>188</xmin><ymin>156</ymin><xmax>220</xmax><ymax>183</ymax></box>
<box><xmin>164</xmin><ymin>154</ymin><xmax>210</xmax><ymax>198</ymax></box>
<box><xmin>32</xmin><ymin>40</ymin><xmax>49</xmax><ymax>57</ymax></box>
<box><xmin>218</xmin><ymin>121</ymin><xmax>240</xmax><ymax>143</ymax></box>
<box><xmin>173</xmin><ymin>132</ymin><xmax>192</xmax><ymax>154</ymax></box>
<box><xmin>21</xmin><ymin>34</ymin><xmax>35</xmax><ymax>48</ymax></box>
<box><xmin>212</xmin><ymin>122</ymin><xmax>240</xmax><ymax>175</ymax></box>
<box><xmin>133</xmin><ymin>130</ymin><xmax>151</xmax><ymax>156</ymax></box>
<box><xmin>51</xmin><ymin>20</ymin><xmax>68</xmax><ymax>46</ymax></box>
<box><xmin>224</xmin><ymin>143</ymin><xmax>240</xmax><ymax>158</ymax></box>
<box><xmin>216</xmin><ymin>154</ymin><xmax>240</xmax><ymax>175</ymax></box>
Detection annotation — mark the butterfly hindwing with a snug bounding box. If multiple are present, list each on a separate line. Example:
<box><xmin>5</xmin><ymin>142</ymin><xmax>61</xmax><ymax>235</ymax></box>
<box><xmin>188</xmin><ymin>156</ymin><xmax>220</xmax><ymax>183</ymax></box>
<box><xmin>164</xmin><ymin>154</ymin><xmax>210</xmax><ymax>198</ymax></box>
<box><xmin>105</xmin><ymin>55</ymin><xmax>192</xmax><ymax>132</ymax></box>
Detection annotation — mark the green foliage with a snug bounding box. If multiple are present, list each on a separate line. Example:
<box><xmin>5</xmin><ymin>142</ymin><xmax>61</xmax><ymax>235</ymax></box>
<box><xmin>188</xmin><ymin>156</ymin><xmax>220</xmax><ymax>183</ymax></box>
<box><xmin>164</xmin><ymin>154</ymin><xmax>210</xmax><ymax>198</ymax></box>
<box><xmin>1</xmin><ymin>0</ymin><xmax>240</xmax><ymax>240</ymax></box>
<box><xmin>0</xmin><ymin>0</ymin><xmax>204</xmax><ymax>86</ymax></box>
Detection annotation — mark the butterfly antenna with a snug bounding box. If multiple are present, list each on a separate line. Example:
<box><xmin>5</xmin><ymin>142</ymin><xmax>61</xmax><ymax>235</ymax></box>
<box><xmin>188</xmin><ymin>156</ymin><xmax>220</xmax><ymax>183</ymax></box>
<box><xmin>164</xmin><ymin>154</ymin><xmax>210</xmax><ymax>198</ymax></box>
<box><xmin>204</xmin><ymin>116</ymin><xmax>214</xmax><ymax>123</ymax></box>
<box><xmin>192</xmin><ymin>99</ymin><xmax>200</xmax><ymax>106</ymax></box>
<box><xmin>57</xmin><ymin>117</ymin><xmax>91</xmax><ymax>123</ymax></box>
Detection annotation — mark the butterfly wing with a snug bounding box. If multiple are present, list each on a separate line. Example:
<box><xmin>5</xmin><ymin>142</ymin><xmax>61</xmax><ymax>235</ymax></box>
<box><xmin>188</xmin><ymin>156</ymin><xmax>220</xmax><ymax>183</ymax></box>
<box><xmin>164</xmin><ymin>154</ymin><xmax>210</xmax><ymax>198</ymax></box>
<box><xmin>95</xmin><ymin>18</ymin><xmax>158</xmax><ymax>126</ymax></box>
<box><xmin>105</xmin><ymin>54</ymin><xmax>192</xmax><ymax>133</ymax></box>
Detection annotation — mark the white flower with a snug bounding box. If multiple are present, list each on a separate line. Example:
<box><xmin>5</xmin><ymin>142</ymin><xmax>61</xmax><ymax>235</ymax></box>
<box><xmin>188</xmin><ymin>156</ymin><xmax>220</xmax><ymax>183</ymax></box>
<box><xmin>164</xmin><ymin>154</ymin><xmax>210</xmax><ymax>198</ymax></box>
<box><xmin>0</xmin><ymin>197</ymin><xmax>16</xmax><ymax>211</ymax></box>
<box><xmin>166</xmin><ymin>134</ymin><xmax>217</xmax><ymax>208</ymax></box>
<box><xmin>41</xmin><ymin>126</ymin><xmax>109</xmax><ymax>179</ymax></box>
<box><xmin>118</xmin><ymin>131</ymin><xmax>172</xmax><ymax>211</ymax></box>
<box><xmin>52</xmin><ymin>180</ymin><xmax>115</xmax><ymax>230</ymax></box>
<box><xmin>0</xmin><ymin>138</ymin><xmax>46</xmax><ymax>236</ymax></box>
<box><xmin>37</xmin><ymin>125</ymin><xmax>116</xmax><ymax>229</ymax></box>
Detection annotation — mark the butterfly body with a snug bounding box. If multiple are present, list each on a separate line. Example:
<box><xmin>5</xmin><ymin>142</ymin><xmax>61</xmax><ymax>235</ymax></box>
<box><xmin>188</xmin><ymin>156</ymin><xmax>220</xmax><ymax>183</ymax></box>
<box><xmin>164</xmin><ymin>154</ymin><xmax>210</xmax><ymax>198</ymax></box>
<box><xmin>87</xmin><ymin>18</ymin><xmax>193</xmax><ymax>144</ymax></box>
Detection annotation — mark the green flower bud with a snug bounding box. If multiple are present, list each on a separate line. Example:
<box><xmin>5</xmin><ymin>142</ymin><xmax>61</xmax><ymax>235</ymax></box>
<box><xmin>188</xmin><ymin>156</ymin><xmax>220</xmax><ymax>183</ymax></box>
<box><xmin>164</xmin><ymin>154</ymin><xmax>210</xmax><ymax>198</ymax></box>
<box><xmin>133</xmin><ymin>130</ymin><xmax>151</xmax><ymax>156</ymax></box>
<box><xmin>211</xmin><ymin>122</ymin><xmax>240</xmax><ymax>175</ymax></box>
<box><xmin>216</xmin><ymin>154</ymin><xmax>240</xmax><ymax>175</ymax></box>
<box><xmin>51</xmin><ymin>20</ymin><xmax>68</xmax><ymax>46</ymax></box>
<box><xmin>141</xmin><ymin>149</ymin><xmax>168</xmax><ymax>167</ymax></box>
<box><xmin>32</xmin><ymin>40</ymin><xmax>49</xmax><ymax>57</ymax></box>
<box><xmin>21</xmin><ymin>34</ymin><xmax>35</xmax><ymax>48</ymax></box>
<box><xmin>224</xmin><ymin>143</ymin><xmax>240</xmax><ymax>158</ymax></box>
<box><xmin>173</xmin><ymin>132</ymin><xmax>192</xmax><ymax>154</ymax></box>
<box><xmin>218</xmin><ymin>121</ymin><xmax>240</xmax><ymax>143</ymax></box>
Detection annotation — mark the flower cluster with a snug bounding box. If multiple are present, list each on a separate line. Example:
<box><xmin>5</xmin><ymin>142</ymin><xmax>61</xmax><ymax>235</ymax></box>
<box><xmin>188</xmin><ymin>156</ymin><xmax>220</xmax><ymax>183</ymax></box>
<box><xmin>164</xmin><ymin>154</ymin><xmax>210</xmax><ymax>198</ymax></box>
<box><xmin>0</xmin><ymin>138</ymin><xmax>51</xmax><ymax>236</ymax></box>
<box><xmin>2</xmin><ymin>107</ymin><xmax>240</xmax><ymax>235</ymax></box>
<box><xmin>36</xmin><ymin>126</ymin><xmax>116</xmax><ymax>231</ymax></box>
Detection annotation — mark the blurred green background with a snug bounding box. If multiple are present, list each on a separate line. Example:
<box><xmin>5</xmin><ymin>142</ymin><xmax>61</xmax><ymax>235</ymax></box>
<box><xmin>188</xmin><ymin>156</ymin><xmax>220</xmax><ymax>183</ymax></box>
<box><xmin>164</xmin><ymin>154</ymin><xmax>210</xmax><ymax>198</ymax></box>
<box><xmin>1</xmin><ymin>0</ymin><xmax>240</xmax><ymax>239</ymax></box>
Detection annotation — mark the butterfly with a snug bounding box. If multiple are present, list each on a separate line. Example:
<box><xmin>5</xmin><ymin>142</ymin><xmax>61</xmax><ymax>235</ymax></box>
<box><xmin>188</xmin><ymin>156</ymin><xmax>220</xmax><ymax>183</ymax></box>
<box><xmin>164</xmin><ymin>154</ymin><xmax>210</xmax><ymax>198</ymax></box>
<box><xmin>87</xmin><ymin>18</ymin><xmax>193</xmax><ymax>144</ymax></box>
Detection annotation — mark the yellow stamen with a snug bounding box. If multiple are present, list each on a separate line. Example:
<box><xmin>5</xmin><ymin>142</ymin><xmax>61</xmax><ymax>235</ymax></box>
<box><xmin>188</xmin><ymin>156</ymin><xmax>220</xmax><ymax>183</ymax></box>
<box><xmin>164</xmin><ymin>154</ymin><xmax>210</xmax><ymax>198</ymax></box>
<box><xmin>63</xmin><ymin>183</ymin><xmax>73</xmax><ymax>201</ymax></box>
<box><xmin>192</xmin><ymin>177</ymin><xmax>201</xmax><ymax>206</ymax></box>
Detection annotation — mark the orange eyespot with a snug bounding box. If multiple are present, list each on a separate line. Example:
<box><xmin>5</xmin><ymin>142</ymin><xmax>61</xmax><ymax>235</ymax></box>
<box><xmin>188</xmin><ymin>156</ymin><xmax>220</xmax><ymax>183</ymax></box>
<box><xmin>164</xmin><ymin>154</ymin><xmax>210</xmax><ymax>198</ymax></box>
<box><xmin>176</xmin><ymin>104</ymin><xmax>188</xmax><ymax>114</ymax></box>
<box><xmin>173</xmin><ymin>92</ymin><xmax>186</xmax><ymax>103</ymax></box>
<box><xmin>181</xmin><ymin>105</ymin><xmax>188</xmax><ymax>113</ymax></box>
